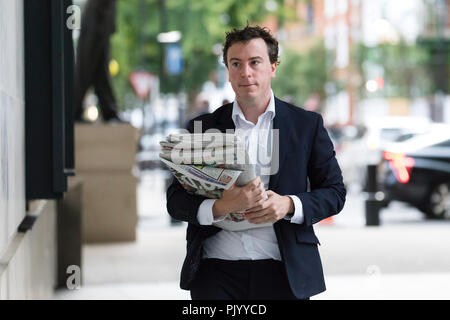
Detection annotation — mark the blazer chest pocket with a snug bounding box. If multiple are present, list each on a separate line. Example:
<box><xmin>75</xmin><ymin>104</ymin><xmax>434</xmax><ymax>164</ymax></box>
<box><xmin>295</xmin><ymin>230</ymin><xmax>321</xmax><ymax>245</ymax></box>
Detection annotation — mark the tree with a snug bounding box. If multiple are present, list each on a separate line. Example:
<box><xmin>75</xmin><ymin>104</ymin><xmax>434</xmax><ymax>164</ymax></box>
<box><xmin>352</xmin><ymin>41</ymin><xmax>432</xmax><ymax>100</ymax></box>
<box><xmin>272</xmin><ymin>39</ymin><xmax>339</xmax><ymax>111</ymax></box>
<box><xmin>110</xmin><ymin>0</ymin><xmax>292</xmax><ymax>113</ymax></box>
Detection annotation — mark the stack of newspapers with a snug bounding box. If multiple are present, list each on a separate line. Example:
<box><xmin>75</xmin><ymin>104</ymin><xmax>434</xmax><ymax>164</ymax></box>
<box><xmin>159</xmin><ymin>132</ymin><xmax>272</xmax><ymax>231</ymax></box>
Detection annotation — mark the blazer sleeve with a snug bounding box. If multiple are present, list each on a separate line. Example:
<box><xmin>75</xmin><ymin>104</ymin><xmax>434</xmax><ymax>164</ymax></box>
<box><xmin>165</xmin><ymin>120</ymin><xmax>208</xmax><ymax>226</ymax></box>
<box><xmin>296</xmin><ymin>114</ymin><xmax>346</xmax><ymax>227</ymax></box>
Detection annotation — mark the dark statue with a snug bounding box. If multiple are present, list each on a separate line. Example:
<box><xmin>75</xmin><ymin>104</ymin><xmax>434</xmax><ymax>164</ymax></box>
<box><xmin>74</xmin><ymin>0</ymin><xmax>123</xmax><ymax>122</ymax></box>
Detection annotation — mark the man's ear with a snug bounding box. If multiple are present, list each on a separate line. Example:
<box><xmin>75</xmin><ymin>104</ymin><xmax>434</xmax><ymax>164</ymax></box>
<box><xmin>271</xmin><ymin>62</ymin><xmax>277</xmax><ymax>79</ymax></box>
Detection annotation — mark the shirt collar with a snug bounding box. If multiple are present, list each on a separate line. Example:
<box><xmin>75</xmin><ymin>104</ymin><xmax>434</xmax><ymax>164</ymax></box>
<box><xmin>232</xmin><ymin>89</ymin><xmax>276</xmax><ymax>126</ymax></box>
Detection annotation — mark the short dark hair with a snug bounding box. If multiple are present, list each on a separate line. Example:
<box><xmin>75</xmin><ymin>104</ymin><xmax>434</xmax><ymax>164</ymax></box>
<box><xmin>222</xmin><ymin>25</ymin><xmax>280</xmax><ymax>68</ymax></box>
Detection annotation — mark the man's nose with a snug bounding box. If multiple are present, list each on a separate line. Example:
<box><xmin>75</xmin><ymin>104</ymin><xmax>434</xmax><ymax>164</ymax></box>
<box><xmin>240</xmin><ymin>64</ymin><xmax>251</xmax><ymax>77</ymax></box>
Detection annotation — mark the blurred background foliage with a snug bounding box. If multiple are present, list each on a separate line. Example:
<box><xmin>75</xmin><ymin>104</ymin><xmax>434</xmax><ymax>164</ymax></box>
<box><xmin>272</xmin><ymin>39</ymin><xmax>341</xmax><ymax>109</ymax></box>
<box><xmin>352</xmin><ymin>38</ymin><xmax>450</xmax><ymax>104</ymax></box>
<box><xmin>110</xmin><ymin>0</ymin><xmax>296</xmax><ymax>111</ymax></box>
<box><xmin>104</xmin><ymin>0</ymin><xmax>450</xmax><ymax>124</ymax></box>
<box><xmin>353</xmin><ymin>41</ymin><xmax>431</xmax><ymax>99</ymax></box>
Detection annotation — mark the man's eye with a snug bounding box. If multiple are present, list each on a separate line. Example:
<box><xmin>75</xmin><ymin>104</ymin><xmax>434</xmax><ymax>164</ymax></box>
<box><xmin>231</xmin><ymin>62</ymin><xmax>240</xmax><ymax>67</ymax></box>
<box><xmin>252</xmin><ymin>61</ymin><xmax>260</xmax><ymax>65</ymax></box>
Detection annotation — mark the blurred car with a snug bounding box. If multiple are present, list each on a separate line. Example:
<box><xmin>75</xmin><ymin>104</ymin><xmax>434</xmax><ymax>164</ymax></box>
<box><xmin>363</xmin><ymin>116</ymin><xmax>432</xmax><ymax>164</ymax></box>
<box><xmin>380</xmin><ymin>123</ymin><xmax>450</xmax><ymax>219</ymax></box>
<box><xmin>326</xmin><ymin>125</ymin><xmax>365</xmax><ymax>154</ymax></box>
<box><xmin>333</xmin><ymin>117</ymin><xmax>432</xmax><ymax>190</ymax></box>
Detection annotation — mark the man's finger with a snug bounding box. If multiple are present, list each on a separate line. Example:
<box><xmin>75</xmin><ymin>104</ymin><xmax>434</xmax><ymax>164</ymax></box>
<box><xmin>247</xmin><ymin>194</ymin><xmax>268</xmax><ymax>211</ymax></box>
<box><xmin>259</xmin><ymin>184</ymin><xmax>265</xmax><ymax>194</ymax></box>
<box><xmin>262</xmin><ymin>190</ymin><xmax>268</xmax><ymax>200</ymax></box>
<box><xmin>227</xmin><ymin>183</ymin><xmax>236</xmax><ymax>190</ymax></box>
<box><xmin>243</xmin><ymin>178</ymin><xmax>258</xmax><ymax>192</ymax></box>
<box><xmin>248</xmin><ymin>214</ymin><xmax>273</xmax><ymax>224</ymax></box>
<box><xmin>251</xmin><ymin>185</ymin><xmax>264</xmax><ymax>197</ymax></box>
<box><xmin>244</xmin><ymin>208</ymin><xmax>269</xmax><ymax>219</ymax></box>
<box><xmin>252</xmin><ymin>177</ymin><xmax>262</xmax><ymax>188</ymax></box>
<box><xmin>245</xmin><ymin>203</ymin><xmax>263</xmax><ymax>214</ymax></box>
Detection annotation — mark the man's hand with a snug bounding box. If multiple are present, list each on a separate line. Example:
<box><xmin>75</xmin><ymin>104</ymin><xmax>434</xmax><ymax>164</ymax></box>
<box><xmin>213</xmin><ymin>177</ymin><xmax>266</xmax><ymax>219</ymax></box>
<box><xmin>243</xmin><ymin>190</ymin><xmax>294</xmax><ymax>224</ymax></box>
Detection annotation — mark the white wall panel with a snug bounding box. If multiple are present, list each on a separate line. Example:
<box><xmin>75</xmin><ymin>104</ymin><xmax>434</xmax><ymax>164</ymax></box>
<box><xmin>0</xmin><ymin>0</ymin><xmax>57</xmax><ymax>300</ymax></box>
<box><xmin>0</xmin><ymin>0</ymin><xmax>25</xmax><ymax>245</ymax></box>
<box><xmin>0</xmin><ymin>92</ymin><xmax>7</xmax><ymax>254</ymax></box>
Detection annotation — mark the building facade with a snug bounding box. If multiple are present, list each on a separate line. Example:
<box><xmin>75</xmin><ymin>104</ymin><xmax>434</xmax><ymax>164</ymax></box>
<box><xmin>0</xmin><ymin>0</ymin><xmax>74</xmax><ymax>299</ymax></box>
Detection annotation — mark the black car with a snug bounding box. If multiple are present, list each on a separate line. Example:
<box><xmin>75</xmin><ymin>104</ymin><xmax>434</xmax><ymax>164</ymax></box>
<box><xmin>381</xmin><ymin>125</ymin><xmax>450</xmax><ymax>219</ymax></box>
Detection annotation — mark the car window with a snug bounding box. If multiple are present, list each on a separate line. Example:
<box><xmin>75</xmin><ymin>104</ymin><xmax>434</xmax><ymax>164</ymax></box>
<box><xmin>435</xmin><ymin>139</ymin><xmax>450</xmax><ymax>147</ymax></box>
<box><xmin>394</xmin><ymin>133</ymin><xmax>417</xmax><ymax>142</ymax></box>
<box><xmin>380</xmin><ymin>128</ymin><xmax>403</xmax><ymax>141</ymax></box>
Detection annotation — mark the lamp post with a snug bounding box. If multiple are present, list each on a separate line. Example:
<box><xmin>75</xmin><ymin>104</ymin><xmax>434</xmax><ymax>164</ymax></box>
<box><xmin>157</xmin><ymin>29</ymin><xmax>183</xmax><ymax>132</ymax></box>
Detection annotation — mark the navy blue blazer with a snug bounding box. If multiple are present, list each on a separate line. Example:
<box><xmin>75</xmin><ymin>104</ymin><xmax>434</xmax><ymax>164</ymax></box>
<box><xmin>166</xmin><ymin>97</ymin><xmax>346</xmax><ymax>299</ymax></box>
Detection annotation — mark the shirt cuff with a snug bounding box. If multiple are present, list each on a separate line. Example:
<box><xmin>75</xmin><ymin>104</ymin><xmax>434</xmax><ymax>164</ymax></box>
<box><xmin>284</xmin><ymin>195</ymin><xmax>304</xmax><ymax>224</ymax></box>
<box><xmin>197</xmin><ymin>199</ymin><xmax>227</xmax><ymax>225</ymax></box>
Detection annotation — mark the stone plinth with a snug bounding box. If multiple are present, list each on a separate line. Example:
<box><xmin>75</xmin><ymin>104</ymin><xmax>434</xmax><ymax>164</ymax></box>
<box><xmin>75</xmin><ymin>123</ymin><xmax>139</xmax><ymax>243</ymax></box>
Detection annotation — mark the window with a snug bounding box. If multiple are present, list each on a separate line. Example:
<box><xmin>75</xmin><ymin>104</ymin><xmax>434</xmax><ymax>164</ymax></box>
<box><xmin>24</xmin><ymin>0</ymin><xmax>74</xmax><ymax>200</ymax></box>
<box><xmin>435</xmin><ymin>139</ymin><xmax>450</xmax><ymax>148</ymax></box>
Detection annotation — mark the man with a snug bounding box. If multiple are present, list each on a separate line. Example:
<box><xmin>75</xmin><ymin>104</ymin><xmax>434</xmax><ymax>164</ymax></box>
<box><xmin>74</xmin><ymin>0</ymin><xmax>123</xmax><ymax>122</ymax></box>
<box><xmin>166</xmin><ymin>25</ymin><xmax>346</xmax><ymax>300</ymax></box>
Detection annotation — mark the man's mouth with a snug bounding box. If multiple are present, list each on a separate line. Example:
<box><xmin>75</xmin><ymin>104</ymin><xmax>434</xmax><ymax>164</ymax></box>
<box><xmin>240</xmin><ymin>84</ymin><xmax>256</xmax><ymax>87</ymax></box>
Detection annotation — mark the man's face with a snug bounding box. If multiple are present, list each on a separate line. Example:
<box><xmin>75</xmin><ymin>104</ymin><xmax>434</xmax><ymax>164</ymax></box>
<box><xmin>226</xmin><ymin>38</ymin><xmax>277</xmax><ymax>104</ymax></box>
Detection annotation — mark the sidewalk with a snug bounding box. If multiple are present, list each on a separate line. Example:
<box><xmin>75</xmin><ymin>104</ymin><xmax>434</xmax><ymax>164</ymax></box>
<box><xmin>55</xmin><ymin>272</ymin><xmax>450</xmax><ymax>300</ymax></box>
<box><xmin>54</xmin><ymin>219</ymin><xmax>450</xmax><ymax>300</ymax></box>
<box><xmin>54</xmin><ymin>226</ymin><xmax>190</xmax><ymax>300</ymax></box>
<box><xmin>54</xmin><ymin>222</ymin><xmax>450</xmax><ymax>300</ymax></box>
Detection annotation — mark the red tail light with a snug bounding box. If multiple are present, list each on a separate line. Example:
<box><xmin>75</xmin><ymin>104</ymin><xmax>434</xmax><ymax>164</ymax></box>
<box><xmin>383</xmin><ymin>151</ymin><xmax>415</xmax><ymax>183</ymax></box>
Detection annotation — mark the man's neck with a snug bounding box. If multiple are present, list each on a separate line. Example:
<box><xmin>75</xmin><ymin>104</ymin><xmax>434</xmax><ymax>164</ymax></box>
<box><xmin>236</xmin><ymin>92</ymin><xmax>271</xmax><ymax>125</ymax></box>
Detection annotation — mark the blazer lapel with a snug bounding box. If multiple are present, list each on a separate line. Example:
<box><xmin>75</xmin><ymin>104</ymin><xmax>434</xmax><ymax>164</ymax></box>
<box><xmin>269</xmin><ymin>98</ymin><xmax>291</xmax><ymax>191</ymax></box>
<box><xmin>215</xmin><ymin>103</ymin><xmax>235</xmax><ymax>132</ymax></box>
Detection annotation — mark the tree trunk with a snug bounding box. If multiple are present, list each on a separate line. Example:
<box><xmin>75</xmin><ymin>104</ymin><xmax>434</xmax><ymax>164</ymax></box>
<box><xmin>186</xmin><ymin>88</ymin><xmax>200</xmax><ymax>119</ymax></box>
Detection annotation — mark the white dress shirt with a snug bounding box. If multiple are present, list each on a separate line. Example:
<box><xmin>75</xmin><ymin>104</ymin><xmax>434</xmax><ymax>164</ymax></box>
<box><xmin>197</xmin><ymin>90</ymin><xmax>304</xmax><ymax>261</ymax></box>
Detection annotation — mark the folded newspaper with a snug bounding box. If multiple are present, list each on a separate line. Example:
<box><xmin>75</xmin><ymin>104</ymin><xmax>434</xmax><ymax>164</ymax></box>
<box><xmin>160</xmin><ymin>132</ymin><xmax>272</xmax><ymax>231</ymax></box>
